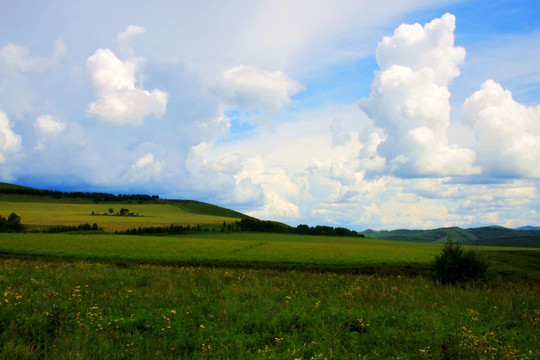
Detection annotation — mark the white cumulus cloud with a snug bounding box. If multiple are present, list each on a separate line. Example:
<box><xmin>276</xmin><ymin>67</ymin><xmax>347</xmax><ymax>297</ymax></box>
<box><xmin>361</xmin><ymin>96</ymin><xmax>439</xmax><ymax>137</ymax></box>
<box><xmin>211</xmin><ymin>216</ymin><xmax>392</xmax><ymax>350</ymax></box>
<box><xmin>122</xmin><ymin>153</ymin><xmax>164</xmax><ymax>183</ymax></box>
<box><xmin>185</xmin><ymin>142</ymin><xmax>265</xmax><ymax>206</ymax></box>
<box><xmin>0</xmin><ymin>38</ymin><xmax>66</xmax><ymax>73</ymax></box>
<box><xmin>0</xmin><ymin>111</ymin><xmax>22</xmax><ymax>163</ymax></box>
<box><xmin>217</xmin><ymin>65</ymin><xmax>304</xmax><ymax>112</ymax></box>
<box><xmin>462</xmin><ymin>79</ymin><xmax>540</xmax><ymax>178</ymax></box>
<box><xmin>34</xmin><ymin>114</ymin><xmax>65</xmax><ymax>134</ymax></box>
<box><xmin>360</xmin><ymin>13</ymin><xmax>480</xmax><ymax>177</ymax></box>
<box><xmin>86</xmin><ymin>26</ymin><xmax>168</xmax><ymax>127</ymax></box>
<box><xmin>116</xmin><ymin>25</ymin><xmax>146</xmax><ymax>57</ymax></box>
<box><xmin>33</xmin><ymin>114</ymin><xmax>66</xmax><ymax>150</ymax></box>
<box><xmin>247</xmin><ymin>191</ymin><xmax>301</xmax><ymax>220</ymax></box>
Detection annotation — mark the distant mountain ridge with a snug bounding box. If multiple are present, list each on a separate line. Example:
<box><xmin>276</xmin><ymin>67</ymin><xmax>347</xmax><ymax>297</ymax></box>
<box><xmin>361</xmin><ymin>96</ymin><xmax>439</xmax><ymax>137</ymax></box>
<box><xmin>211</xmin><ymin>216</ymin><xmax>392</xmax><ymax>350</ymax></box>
<box><xmin>361</xmin><ymin>226</ymin><xmax>540</xmax><ymax>248</ymax></box>
<box><xmin>514</xmin><ymin>226</ymin><xmax>540</xmax><ymax>231</ymax></box>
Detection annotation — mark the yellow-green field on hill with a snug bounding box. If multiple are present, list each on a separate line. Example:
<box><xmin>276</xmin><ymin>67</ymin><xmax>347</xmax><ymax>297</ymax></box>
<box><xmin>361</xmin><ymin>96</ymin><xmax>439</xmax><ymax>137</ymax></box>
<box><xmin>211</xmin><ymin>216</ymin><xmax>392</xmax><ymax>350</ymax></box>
<box><xmin>0</xmin><ymin>201</ymin><xmax>242</xmax><ymax>232</ymax></box>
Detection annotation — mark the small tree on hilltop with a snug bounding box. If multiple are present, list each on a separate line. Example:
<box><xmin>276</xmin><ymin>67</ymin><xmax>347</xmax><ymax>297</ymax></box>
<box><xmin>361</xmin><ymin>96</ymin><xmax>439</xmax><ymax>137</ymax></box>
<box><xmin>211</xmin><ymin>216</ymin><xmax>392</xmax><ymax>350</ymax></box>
<box><xmin>432</xmin><ymin>238</ymin><xmax>487</xmax><ymax>284</ymax></box>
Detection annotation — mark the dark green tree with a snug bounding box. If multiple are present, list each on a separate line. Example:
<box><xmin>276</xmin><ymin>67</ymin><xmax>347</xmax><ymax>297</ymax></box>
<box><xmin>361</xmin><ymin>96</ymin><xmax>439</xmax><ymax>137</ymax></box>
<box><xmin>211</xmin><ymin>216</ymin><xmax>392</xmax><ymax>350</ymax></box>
<box><xmin>432</xmin><ymin>238</ymin><xmax>487</xmax><ymax>284</ymax></box>
<box><xmin>0</xmin><ymin>213</ymin><xmax>25</xmax><ymax>232</ymax></box>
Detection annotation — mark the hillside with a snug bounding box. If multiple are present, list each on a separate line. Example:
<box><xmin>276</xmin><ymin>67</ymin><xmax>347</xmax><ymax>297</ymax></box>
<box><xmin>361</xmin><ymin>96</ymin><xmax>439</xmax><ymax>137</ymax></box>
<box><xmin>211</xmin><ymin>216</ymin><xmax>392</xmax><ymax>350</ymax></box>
<box><xmin>0</xmin><ymin>182</ymin><xmax>252</xmax><ymax>221</ymax></box>
<box><xmin>362</xmin><ymin>226</ymin><xmax>540</xmax><ymax>248</ymax></box>
<box><xmin>168</xmin><ymin>199</ymin><xmax>253</xmax><ymax>220</ymax></box>
<box><xmin>2</xmin><ymin>182</ymin><xmax>540</xmax><ymax>247</ymax></box>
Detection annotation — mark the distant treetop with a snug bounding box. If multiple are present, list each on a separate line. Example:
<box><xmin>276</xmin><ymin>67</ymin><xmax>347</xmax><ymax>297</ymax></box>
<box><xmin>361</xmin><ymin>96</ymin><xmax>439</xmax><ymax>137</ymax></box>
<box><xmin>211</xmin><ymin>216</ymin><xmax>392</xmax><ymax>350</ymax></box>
<box><xmin>0</xmin><ymin>186</ymin><xmax>159</xmax><ymax>203</ymax></box>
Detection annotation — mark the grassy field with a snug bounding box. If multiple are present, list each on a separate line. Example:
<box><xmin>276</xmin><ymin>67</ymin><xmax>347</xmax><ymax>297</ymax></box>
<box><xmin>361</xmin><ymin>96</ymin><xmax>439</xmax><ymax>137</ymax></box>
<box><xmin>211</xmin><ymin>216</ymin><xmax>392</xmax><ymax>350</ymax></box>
<box><xmin>0</xmin><ymin>232</ymin><xmax>444</xmax><ymax>265</ymax></box>
<box><xmin>0</xmin><ymin>201</ymin><xmax>242</xmax><ymax>232</ymax></box>
<box><xmin>0</xmin><ymin>186</ymin><xmax>539</xmax><ymax>358</ymax></box>
<box><xmin>0</xmin><ymin>257</ymin><xmax>538</xmax><ymax>360</ymax></box>
<box><xmin>1</xmin><ymin>232</ymin><xmax>539</xmax><ymax>281</ymax></box>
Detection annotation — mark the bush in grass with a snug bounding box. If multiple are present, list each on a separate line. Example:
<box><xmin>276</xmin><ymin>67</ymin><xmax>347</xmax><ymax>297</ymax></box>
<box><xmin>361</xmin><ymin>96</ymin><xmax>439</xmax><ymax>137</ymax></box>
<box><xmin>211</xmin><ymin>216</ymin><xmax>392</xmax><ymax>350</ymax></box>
<box><xmin>0</xmin><ymin>212</ymin><xmax>25</xmax><ymax>232</ymax></box>
<box><xmin>432</xmin><ymin>238</ymin><xmax>487</xmax><ymax>284</ymax></box>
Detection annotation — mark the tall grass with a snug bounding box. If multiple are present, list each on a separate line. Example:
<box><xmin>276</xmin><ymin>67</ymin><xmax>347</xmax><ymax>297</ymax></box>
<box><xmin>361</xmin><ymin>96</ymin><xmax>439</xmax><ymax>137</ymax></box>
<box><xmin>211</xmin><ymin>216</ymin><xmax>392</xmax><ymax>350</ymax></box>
<box><xmin>0</xmin><ymin>257</ymin><xmax>538</xmax><ymax>359</ymax></box>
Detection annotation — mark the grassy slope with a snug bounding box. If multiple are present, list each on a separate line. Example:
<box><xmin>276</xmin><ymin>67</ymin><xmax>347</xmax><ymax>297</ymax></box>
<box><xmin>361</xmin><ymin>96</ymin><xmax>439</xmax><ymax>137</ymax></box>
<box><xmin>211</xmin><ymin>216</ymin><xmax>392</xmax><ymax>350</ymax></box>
<box><xmin>0</xmin><ymin>182</ymin><xmax>250</xmax><ymax>221</ymax></box>
<box><xmin>0</xmin><ymin>182</ymin><xmax>250</xmax><ymax>231</ymax></box>
<box><xmin>363</xmin><ymin>226</ymin><xmax>540</xmax><ymax>248</ymax></box>
<box><xmin>0</xmin><ymin>201</ymin><xmax>243</xmax><ymax>232</ymax></box>
<box><xmin>167</xmin><ymin>199</ymin><xmax>252</xmax><ymax>219</ymax></box>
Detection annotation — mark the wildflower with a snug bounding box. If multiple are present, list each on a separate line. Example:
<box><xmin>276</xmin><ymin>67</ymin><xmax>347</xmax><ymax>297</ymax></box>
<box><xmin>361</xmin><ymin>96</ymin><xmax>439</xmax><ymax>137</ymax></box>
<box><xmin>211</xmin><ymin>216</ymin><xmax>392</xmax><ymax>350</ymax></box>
<box><xmin>200</xmin><ymin>324</ymin><xmax>205</xmax><ymax>329</ymax></box>
<box><xmin>170</xmin><ymin>310</ymin><xmax>176</xmax><ymax>315</ymax></box>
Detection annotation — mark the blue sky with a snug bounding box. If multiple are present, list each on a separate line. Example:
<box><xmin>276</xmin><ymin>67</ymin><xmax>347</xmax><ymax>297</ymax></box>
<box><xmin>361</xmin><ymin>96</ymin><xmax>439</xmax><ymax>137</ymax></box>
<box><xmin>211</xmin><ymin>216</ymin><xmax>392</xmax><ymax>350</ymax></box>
<box><xmin>1</xmin><ymin>0</ymin><xmax>539</xmax><ymax>230</ymax></box>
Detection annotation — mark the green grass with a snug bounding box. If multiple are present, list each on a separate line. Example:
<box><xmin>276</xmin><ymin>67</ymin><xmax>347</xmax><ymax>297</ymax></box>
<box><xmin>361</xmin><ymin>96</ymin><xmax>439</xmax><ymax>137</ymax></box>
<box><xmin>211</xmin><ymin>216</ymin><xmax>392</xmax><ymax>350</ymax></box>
<box><xmin>0</xmin><ymin>257</ymin><xmax>538</xmax><ymax>359</ymax></box>
<box><xmin>0</xmin><ymin>232</ymin><xmax>444</xmax><ymax>266</ymax></box>
<box><xmin>1</xmin><ymin>232</ymin><xmax>539</xmax><ymax>280</ymax></box>
<box><xmin>0</xmin><ymin>182</ymin><xmax>35</xmax><ymax>191</ymax></box>
<box><xmin>0</xmin><ymin>201</ymin><xmax>242</xmax><ymax>232</ymax></box>
<box><xmin>169</xmin><ymin>200</ymin><xmax>253</xmax><ymax>219</ymax></box>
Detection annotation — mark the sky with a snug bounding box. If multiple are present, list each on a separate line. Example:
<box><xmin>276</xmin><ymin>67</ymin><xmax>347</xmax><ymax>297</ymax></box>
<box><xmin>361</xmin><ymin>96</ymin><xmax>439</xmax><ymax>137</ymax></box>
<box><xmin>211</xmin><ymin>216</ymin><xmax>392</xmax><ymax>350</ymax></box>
<box><xmin>1</xmin><ymin>0</ymin><xmax>539</xmax><ymax>230</ymax></box>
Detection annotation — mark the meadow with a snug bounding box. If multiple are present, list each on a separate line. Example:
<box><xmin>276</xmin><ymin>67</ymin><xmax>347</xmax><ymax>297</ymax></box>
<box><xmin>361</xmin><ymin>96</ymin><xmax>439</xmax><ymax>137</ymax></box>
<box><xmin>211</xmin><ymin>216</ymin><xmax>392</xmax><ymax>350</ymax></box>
<box><xmin>0</xmin><ymin>201</ymin><xmax>242</xmax><ymax>232</ymax></box>
<box><xmin>0</xmin><ymin>232</ymin><xmax>443</xmax><ymax>267</ymax></box>
<box><xmin>0</xmin><ymin>188</ymin><xmax>539</xmax><ymax>358</ymax></box>
<box><xmin>0</xmin><ymin>257</ymin><xmax>538</xmax><ymax>360</ymax></box>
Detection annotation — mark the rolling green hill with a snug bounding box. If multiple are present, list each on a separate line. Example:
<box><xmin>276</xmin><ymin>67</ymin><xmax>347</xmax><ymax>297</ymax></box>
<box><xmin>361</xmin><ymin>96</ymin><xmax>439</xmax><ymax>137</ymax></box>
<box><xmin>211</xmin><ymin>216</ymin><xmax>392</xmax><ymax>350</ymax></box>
<box><xmin>0</xmin><ymin>182</ymin><xmax>251</xmax><ymax>232</ymax></box>
<box><xmin>2</xmin><ymin>182</ymin><xmax>540</xmax><ymax>247</ymax></box>
<box><xmin>168</xmin><ymin>199</ymin><xmax>253</xmax><ymax>219</ymax></box>
<box><xmin>362</xmin><ymin>226</ymin><xmax>540</xmax><ymax>248</ymax></box>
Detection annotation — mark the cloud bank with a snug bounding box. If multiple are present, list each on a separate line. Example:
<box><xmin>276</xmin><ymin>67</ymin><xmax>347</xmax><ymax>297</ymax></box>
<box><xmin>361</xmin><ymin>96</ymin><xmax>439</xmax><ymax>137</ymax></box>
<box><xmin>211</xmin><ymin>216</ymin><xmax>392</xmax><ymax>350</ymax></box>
<box><xmin>1</xmin><ymin>2</ymin><xmax>539</xmax><ymax>230</ymax></box>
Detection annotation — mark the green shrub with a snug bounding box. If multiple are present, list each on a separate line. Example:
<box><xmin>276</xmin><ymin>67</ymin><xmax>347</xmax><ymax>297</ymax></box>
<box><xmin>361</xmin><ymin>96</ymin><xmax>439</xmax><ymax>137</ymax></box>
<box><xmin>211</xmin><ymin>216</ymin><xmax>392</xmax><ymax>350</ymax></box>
<box><xmin>0</xmin><ymin>212</ymin><xmax>25</xmax><ymax>232</ymax></box>
<box><xmin>432</xmin><ymin>238</ymin><xmax>487</xmax><ymax>284</ymax></box>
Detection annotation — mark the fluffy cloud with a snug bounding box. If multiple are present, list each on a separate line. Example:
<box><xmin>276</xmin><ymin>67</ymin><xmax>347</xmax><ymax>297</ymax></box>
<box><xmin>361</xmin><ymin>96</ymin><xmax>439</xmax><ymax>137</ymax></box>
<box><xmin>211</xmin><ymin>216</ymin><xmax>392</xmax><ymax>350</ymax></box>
<box><xmin>34</xmin><ymin>114</ymin><xmax>65</xmax><ymax>134</ymax></box>
<box><xmin>216</xmin><ymin>65</ymin><xmax>304</xmax><ymax>112</ymax></box>
<box><xmin>116</xmin><ymin>25</ymin><xmax>146</xmax><ymax>56</ymax></box>
<box><xmin>122</xmin><ymin>153</ymin><xmax>164</xmax><ymax>183</ymax></box>
<box><xmin>248</xmin><ymin>191</ymin><xmax>301</xmax><ymax>220</ymax></box>
<box><xmin>0</xmin><ymin>39</ymin><xmax>67</xmax><ymax>116</ymax></box>
<box><xmin>462</xmin><ymin>79</ymin><xmax>540</xmax><ymax>178</ymax></box>
<box><xmin>0</xmin><ymin>111</ymin><xmax>22</xmax><ymax>164</ymax></box>
<box><xmin>185</xmin><ymin>142</ymin><xmax>265</xmax><ymax>206</ymax></box>
<box><xmin>33</xmin><ymin>114</ymin><xmax>66</xmax><ymax>150</ymax></box>
<box><xmin>0</xmin><ymin>39</ymin><xmax>66</xmax><ymax>73</ymax></box>
<box><xmin>359</xmin><ymin>194</ymin><xmax>457</xmax><ymax>229</ymax></box>
<box><xmin>360</xmin><ymin>13</ymin><xmax>480</xmax><ymax>177</ymax></box>
<box><xmin>86</xmin><ymin>26</ymin><xmax>168</xmax><ymax>126</ymax></box>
